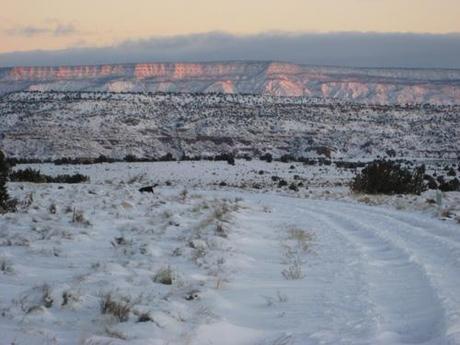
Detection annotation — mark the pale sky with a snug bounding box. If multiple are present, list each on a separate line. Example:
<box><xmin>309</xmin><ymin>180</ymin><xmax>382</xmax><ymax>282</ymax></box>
<box><xmin>1</xmin><ymin>0</ymin><xmax>460</xmax><ymax>53</ymax></box>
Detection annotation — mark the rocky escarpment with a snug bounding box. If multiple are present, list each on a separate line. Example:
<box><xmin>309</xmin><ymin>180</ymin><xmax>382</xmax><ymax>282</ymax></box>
<box><xmin>1</xmin><ymin>62</ymin><xmax>460</xmax><ymax>104</ymax></box>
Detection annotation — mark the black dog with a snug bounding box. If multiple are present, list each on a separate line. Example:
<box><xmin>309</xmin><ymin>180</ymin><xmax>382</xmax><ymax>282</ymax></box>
<box><xmin>138</xmin><ymin>184</ymin><xmax>159</xmax><ymax>193</ymax></box>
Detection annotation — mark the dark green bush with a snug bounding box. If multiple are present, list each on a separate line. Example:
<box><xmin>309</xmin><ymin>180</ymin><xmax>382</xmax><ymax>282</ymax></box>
<box><xmin>424</xmin><ymin>174</ymin><xmax>438</xmax><ymax>190</ymax></box>
<box><xmin>447</xmin><ymin>167</ymin><xmax>457</xmax><ymax>177</ymax></box>
<box><xmin>351</xmin><ymin>160</ymin><xmax>425</xmax><ymax>195</ymax></box>
<box><xmin>9</xmin><ymin>168</ymin><xmax>89</xmax><ymax>184</ymax></box>
<box><xmin>439</xmin><ymin>178</ymin><xmax>460</xmax><ymax>192</ymax></box>
<box><xmin>52</xmin><ymin>173</ymin><xmax>89</xmax><ymax>184</ymax></box>
<box><xmin>0</xmin><ymin>151</ymin><xmax>16</xmax><ymax>213</ymax></box>
<box><xmin>9</xmin><ymin>168</ymin><xmax>47</xmax><ymax>183</ymax></box>
<box><xmin>260</xmin><ymin>153</ymin><xmax>273</xmax><ymax>163</ymax></box>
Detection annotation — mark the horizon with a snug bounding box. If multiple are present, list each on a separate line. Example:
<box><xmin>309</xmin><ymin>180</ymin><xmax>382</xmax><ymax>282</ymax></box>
<box><xmin>2</xmin><ymin>59</ymin><xmax>460</xmax><ymax>71</ymax></box>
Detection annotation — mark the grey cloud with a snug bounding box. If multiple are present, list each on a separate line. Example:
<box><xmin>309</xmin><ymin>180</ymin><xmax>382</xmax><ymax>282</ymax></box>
<box><xmin>0</xmin><ymin>31</ymin><xmax>459</xmax><ymax>69</ymax></box>
<box><xmin>6</xmin><ymin>23</ymin><xmax>78</xmax><ymax>37</ymax></box>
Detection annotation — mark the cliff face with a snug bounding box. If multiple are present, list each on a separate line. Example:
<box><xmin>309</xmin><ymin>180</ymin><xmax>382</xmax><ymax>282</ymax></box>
<box><xmin>3</xmin><ymin>62</ymin><xmax>267</xmax><ymax>81</ymax></box>
<box><xmin>1</xmin><ymin>61</ymin><xmax>460</xmax><ymax>104</ymax></box>
<box><xmin>6</xmin><ymin>64</ymin><xmax>129</xmax><ymax>80</ymax></box>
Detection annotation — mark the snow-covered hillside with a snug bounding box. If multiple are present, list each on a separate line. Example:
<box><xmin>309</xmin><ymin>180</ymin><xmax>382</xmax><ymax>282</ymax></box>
<box><xmin>1</xmin><ymin>91</ymin><xmax>459</xmax><ymax>160</ymax></box>
<box><xmin>1</xmin><ymin>62</ymin><xmax>460</xmax><ymax>104</ymax></box>
<box><xmin>1</xmin><ymin>161</ymin><xmax>460</xmax><ymax>345</ymax></box>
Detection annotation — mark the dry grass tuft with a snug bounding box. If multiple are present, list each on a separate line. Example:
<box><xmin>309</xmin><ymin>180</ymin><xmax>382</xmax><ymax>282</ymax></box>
<box><xmin>72</xmin><ymin>208</ymin><xmax>90</xmax><ymax>225</ymax></box>
<box><xmin>153</xmin><ymin>267</ymin><xmax>174</xmax><ymax>285</ymax></box>
<box><xmin>0</xmin><ymin>256</ymin><xmax>14</xmax><ymax>274</ymax></box>
<box><xmin>100</xmin><ymin>293</ymin><xmax>131</xmax><ymax>322</ymax></box>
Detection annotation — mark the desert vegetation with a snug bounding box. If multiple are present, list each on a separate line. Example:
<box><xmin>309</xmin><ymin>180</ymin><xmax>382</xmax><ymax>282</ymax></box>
<box><xmin>352</xmin><ymin>160</ymin><xmax>425</xmax><ymax>195</ymax></box>
<box><xmin>0</xmin><ymin>150</ymin><xmax>16</xmax><ymax>213</ymax></box>
<box><xmin>9</xmin><ymin>168</ymin><xmax>89</xmax><ymax>184</ymax></box>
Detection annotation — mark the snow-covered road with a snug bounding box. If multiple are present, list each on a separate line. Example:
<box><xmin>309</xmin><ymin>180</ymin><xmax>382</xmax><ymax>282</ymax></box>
<box><xmin>200</xmin><ymin>192</ymin><xmax>460</xmax><ymax>345</ymax></box>
<box><xmin>1</xmin><ymin>184</ymin><xmax>459</xmax><ymax>345</ymax></box>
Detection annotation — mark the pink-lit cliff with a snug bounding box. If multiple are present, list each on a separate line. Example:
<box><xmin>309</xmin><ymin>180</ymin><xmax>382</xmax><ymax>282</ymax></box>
<box><xmin>1</xmin><ymin>61</ymin><xmax>460</xmax><ymax>104</ymax></box>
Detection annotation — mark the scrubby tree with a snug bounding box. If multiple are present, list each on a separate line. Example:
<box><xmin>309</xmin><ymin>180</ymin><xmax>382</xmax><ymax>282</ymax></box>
<box><xmin>351</xmin><ymin>160</ymin><xmax>425</xmax><ymax>195</ymax></box>
<box><xmin>0</xmin><ymin>150</ymin><xmax>15</xmax><ymax>213</ymax></box>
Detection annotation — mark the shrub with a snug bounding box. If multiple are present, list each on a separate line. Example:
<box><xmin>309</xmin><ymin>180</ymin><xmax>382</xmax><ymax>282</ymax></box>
<box><xmin>137</xmin><ymin>312</ymin><xmax>153</xmax><ymax>323</ymax></box>
<box><xmin>54</xmin><ymin>157</ymin><xmax>96</xmax><ymax>165</ymax></box>
<box><xmin>335</xmin><ymin>161</ymin><xmax>366</xmax><ymax>169</ymax></box>
<box><xmin>447</xmin><ymin>167</ymin><xmax>457</xmax><ymax>177</ymax></box>
<box><xmin>213</xmin><ymin>153</ymin><xmax>234</xmax><ymax>163</ymax></box>
<box><xmin>260</xmin><ymin>153</ymin><xmax>273</xmax><ymax>163</ymax></box>
<box><xmin>95</xmin><ymin>155</ymin><xmax>115</xmax><ymax>164</ymax></box>
<box><xmin>0</xmin><ymin>151</ymin><xmax>16</xmax><ymax>213</ymax></box>
<box><xmin>281</xmin><ymin>261</ymin><xmax>304</xmax><ymax>280</ymax></box>
<box><xmin>153</xmin><ymin>267</ymin><xmax>174</xmax><ymax>285</ymax></box>
<box><xmin>0</xmin><ymin>256</ymin><xmax>14</xmax><ymax>274</ymax></box>
<box><xmin>280</xmin><ymin>154</ymin><xmax>295</xmax><ymax>163</ymax></box>
<box><xmin>277</xmin><ymin>179</ymin><xmax>288</xmax><ymax>188</ymax></box>
<box><xmin>159</xmin><ymin>153</ymin><xmax>174</xmax><ymax>162</ymax></box>
<box><xmin>124</xmin><ymin>154</ymin><xmax>138</xmax><ymax>162</ymax></box>
<box><xmin>288</xmin><ymin>183</ymin><xmax>299</xmax><ymax>192</ymax></box>
<box><xmin>439</xmin><ymin>178</ymin><xmax>460</xmax><ymax>192</ymax></box>
<box><xmin>52</xmin><ymin>173</ymin><xmax>89</xmax><ymax>183</ymax></box>
<box><xmin>351</xmin><ymin>160</ymin><xmax>425</xmax><ymax>195</ymax></box>
<box><xmin>424</xmin><ymin>174</ymin><xmax>438</xmax><ymax>190</ymax></box>
<box><xmin>226</xmin><ymin>155</ymin><xmax>235</xmax><ymax>166</ymax></box>
<box><xmin>9</xmin><ymin>168</ymin><xmax>89</xmax><ymax>184</ymax></box>
<box><xmin>9</xmin><ymin>168</ymin><xmax>47</xmax><ymax>183</ymax></box>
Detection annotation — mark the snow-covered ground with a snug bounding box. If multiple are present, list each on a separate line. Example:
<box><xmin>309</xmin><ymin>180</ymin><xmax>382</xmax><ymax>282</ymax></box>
<box><xmin>1</xmin><ymin>161</ymin><xmax>460</xmax><ymax>345</ymax></box>
<box><xmin>2</xmin><ymin>91</ymin><xmax>459</xmax><ymax>160</ymax></box>
<box><xmin>15</xmin><ymin>160</ymin><xmax>460</xmax><ymax>220</ymax></box>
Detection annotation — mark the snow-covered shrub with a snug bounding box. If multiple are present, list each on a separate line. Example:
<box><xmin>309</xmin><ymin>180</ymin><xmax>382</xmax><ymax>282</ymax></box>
<box><xmin>281</xmin><ymin>260</ymin><xmax>305</xmax><ymax>280</ymax></box>
<box><xmin>137</xmin><ymin>312</ymin><xmax>153</xmax><ymax>323</ymax></box>
<box><xmin>447</xmin><ymin>167</ymin><xmax>457</xmax><ymax>177</ymax></box>
<box><xmin>153</xmin><ymin>267</ymin><xmax>174</xmax><ymax>285</ymax></box>
<box><xmin>351</xmin><ymin>160</ymin><xmax>425</xmax><ymax>195</ymax></box>
<box><xmin>0</xmin><ymin>151</ymin><xmax>16</xmax><ymax>213</ymax></box>
<box><xmin>72</xmin><ymin>209</ymin><xmax>90</xmax><ymax>225</ymax></box>
<box><xmin>288</xmin><ymin>182</ymin><xmax>299</xmax><ymax>192</ymax></box>
<box><xmin>277</xmin><ymin>179</ymin><xmax>288</xmax><ymax>188</ymax></box>
<box><xmin>18</xmin><ymin>283</ymin><xmax>54</xmax><ymax>313</ymax></box>
<box><xmin>0</xmin><ymin>256</ymin><xmax>14</xmax><ymax>274</ymax></box>
<box><xmin>61</xmin><ymin>290</ymin><xmax>80</xmax><ymax>307</ymax></box>
<box><xmin>260</xmin><ymin>153</ymin><xmax>273</xmax><ymax>163</ymax></box>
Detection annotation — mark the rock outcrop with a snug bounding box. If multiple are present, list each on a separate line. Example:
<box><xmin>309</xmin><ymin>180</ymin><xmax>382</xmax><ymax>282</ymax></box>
<box><xmin>1</xmin><ymin>62</ymin><xmax>460</xmax><ymax>104</ymax></box>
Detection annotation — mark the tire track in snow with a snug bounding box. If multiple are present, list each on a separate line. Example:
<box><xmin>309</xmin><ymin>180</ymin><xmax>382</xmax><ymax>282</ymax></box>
<box><xmin>201</xmin><ymin>192</ymin><xmax>459</xmax><ymax>344</ymax></box>
<box><xmin>303</xmin><ymin>202</ymin><xmax>449</xmax><ymax>344</ymax></box>
<box><xmin>209</xmin><ymin>199</ymin><xmax>375</xmax><ymax>344</ymax></box>
<box><xmin>318</xmin><ymin>202</ymin><xmax>460</xmax><ymax>344</ymax></box>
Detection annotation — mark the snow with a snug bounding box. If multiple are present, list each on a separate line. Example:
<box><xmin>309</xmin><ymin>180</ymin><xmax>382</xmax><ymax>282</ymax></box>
<box><xmin>2</xmin><ymin>91</ymin><xmax>459</xmax><ymax>160</ymax></box>
<box><xmin>1</xmin><ymin>162</ymin><xmax>460</xmax><ymax>344</ymax></box>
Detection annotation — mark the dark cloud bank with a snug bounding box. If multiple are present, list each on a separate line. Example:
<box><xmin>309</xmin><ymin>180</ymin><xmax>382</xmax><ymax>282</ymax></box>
<box><xmin>1</xmin><ymin>31</ymin><xmax>460</xmax><ymax>69</ymax></box>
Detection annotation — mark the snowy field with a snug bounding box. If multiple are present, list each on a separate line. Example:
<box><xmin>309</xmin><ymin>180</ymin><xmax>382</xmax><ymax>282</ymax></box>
<box><xmin>1</xmin><ymin>161</ymin><xmax>460</xmax><ymax>345</ymax></box>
